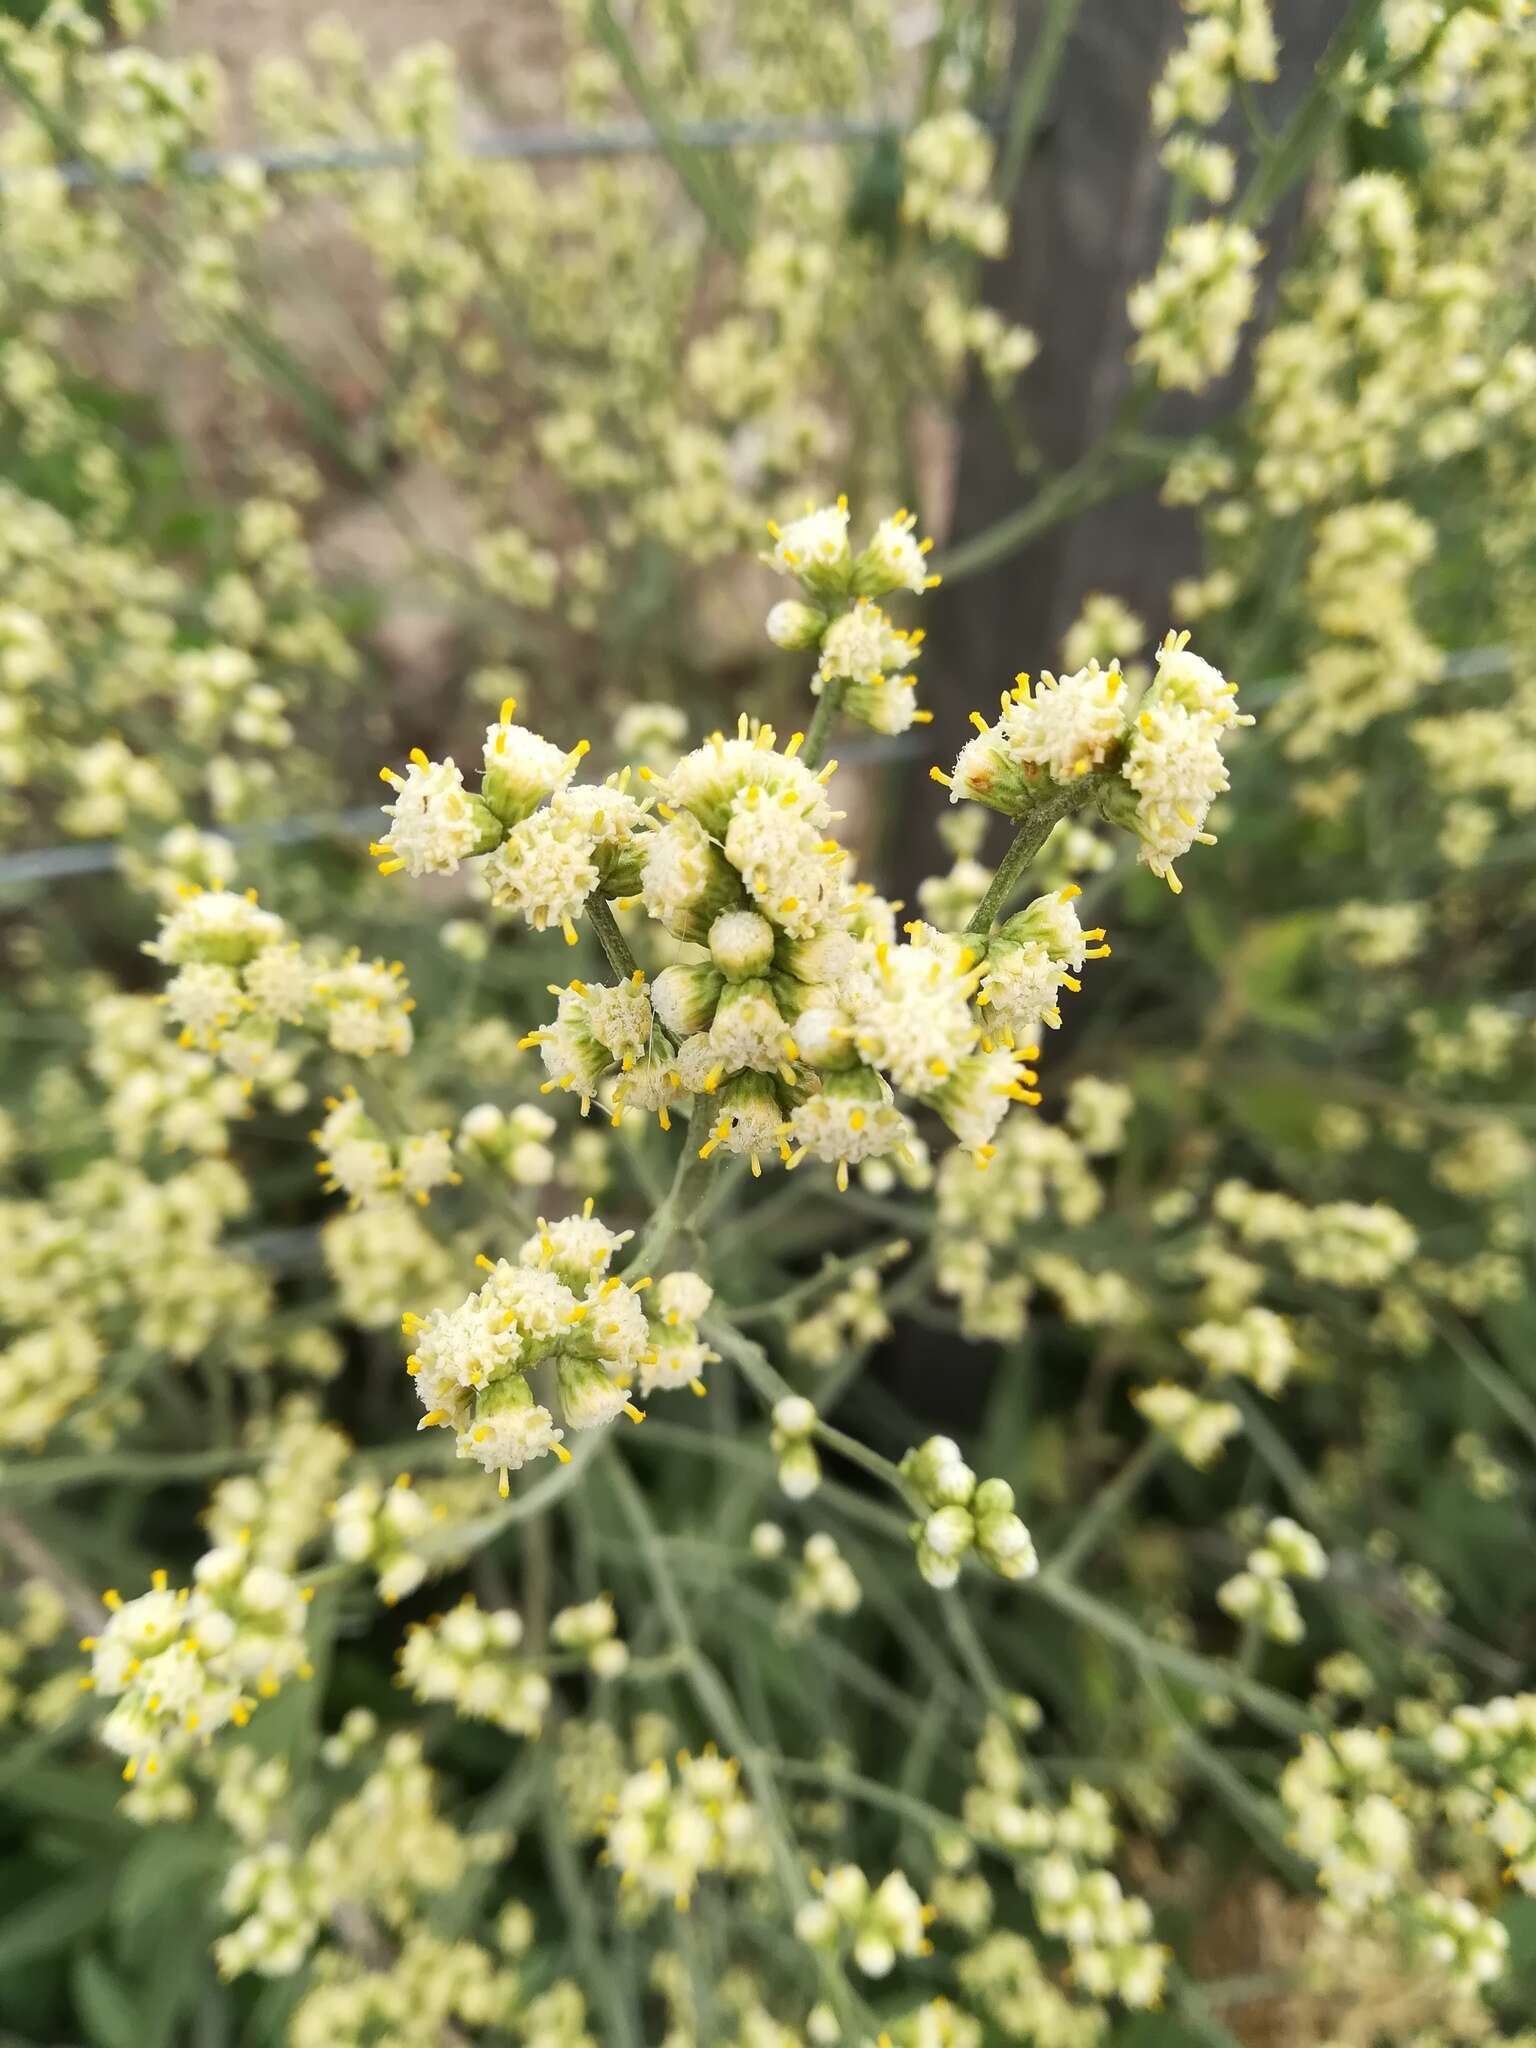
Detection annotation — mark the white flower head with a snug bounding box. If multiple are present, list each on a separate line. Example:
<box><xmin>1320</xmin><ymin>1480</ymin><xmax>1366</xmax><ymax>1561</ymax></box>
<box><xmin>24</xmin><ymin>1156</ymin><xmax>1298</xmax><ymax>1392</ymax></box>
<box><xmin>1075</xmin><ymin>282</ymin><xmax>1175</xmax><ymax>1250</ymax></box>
<box><xmin>853</xmin><ymin>509</ymin><xmax>938</xmax><ymax>597</ymax></box>
<box><xmin>146</xmin><ymin>888</ymin><xmax>284</xmax><ymax>968</ymax></box>
<box><xmin>1119</xmin><ymin>698</ymin><xmax>1231</xmax><ymax>888</ymax></box>
<box><xmin>766</xmin><ymin>497</ymin><xmax>852</xmax><ymax>595</ymax></box>
<box><xmin>1003</xmin><ymin>662</ymin><xmax>1129</xmax><ymax>782</ymax></box>
<box><xmin>482</xmin><ymin>809</ymin><xmax>600</xmax><ymax>943</ymax></box>
<box><xmin>374</xmin><ymin>751</ymin><xmax>503</xmax><ymax>878</ymax></box>
<box><xmin>816</xmin><ymin>599</ymin><xmax>920</xmax><ymax>688</ymax></box>
<box><xmin>458</xmin><ymin>1374</ymin><xmax>567</xmax><ymax>1491</ymax></box>
<box><xmin>480</xmin><ymin>700</ymin><xmax>583</xmax><ymax>825</ymax></box>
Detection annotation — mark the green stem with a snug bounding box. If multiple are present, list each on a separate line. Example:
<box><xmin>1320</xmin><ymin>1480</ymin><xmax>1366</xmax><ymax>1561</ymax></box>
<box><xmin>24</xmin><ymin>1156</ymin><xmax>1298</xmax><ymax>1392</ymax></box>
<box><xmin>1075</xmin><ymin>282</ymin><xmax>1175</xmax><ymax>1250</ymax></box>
<box><xmin>622</xmin><ymin>1097</ymin><xmax>718</xmax><ymax>1278</ymax></box>
<box><xmin>934</xmin><ymin>381</ymin><xmax>1159</xmax><ymax>585</ymax></box>
<box><xmin>768</xmin><ymin>1755</ymin><xmax>969</xmax><ymax>1842</ymax></box>
<box><xmin>607</xmin><ymin>1459</ymin><xmax>873</xmax><ymax>2036</ymax></box>
<box><xmin>588</xmin><ymin>0</ymin><xmax>750</xmax><ymax>255</ymax></box>
<box><xmin>726</xmin><ymin>1235</ymin><xmax>911</xmax><ymax>1327</ymax></box>
<box><xmin>1000</xmin><ymin>0</ymin><xmax>1085</xmax><ymax>197</ymax></box>
<box><xmin>964</xmin><ymin>772</ymin><xmax>1114</xmax><ymax>935</ymax></box>
<box><xmin>585</xmin><ymin>891</ymin><xmax>645</xmax><ymax>984</ymax></box>
<box><xmin>1234</xmin><ymin>0</ymin><xmax>1382</xmax><ymax>224</ymax></box>
<box><xmin>1046</xmin><ymin>1434</ymin><xmax>1168</xmax><ymax>1583</ymax></box>
<box><xmin>1029</xmin><ymin>1572</ymin><xmax>1317</xmax><ymax>1736</ymax></box>
<box><xmin>1435</xmin><ymin>1312</ymin><xmax>1536</xmax><ymax>1455</ymax></box>
<box><xmin>1142</xmin><ymin>1667</ymin><xmax>1310</xmax><ymax>1883</ymax></box>
<box><xmin>682</xmin><ymin>1324</ymin><xmax>1317</xmax><ymax>1738</ymax></box>
<box><xmin>0</xmin><ymin>1445</ymin><xmax>259</xmax><ymax>1499</ymax></box>
<box><xmin>799</xmin><ymin>677</ymin><xmax>845</xmax><ymax>774</ymax></box>
<box><xmin>539</xmin><ymin>1770</ymin><xmax>640</xmax><ymax>2048</ymax></box>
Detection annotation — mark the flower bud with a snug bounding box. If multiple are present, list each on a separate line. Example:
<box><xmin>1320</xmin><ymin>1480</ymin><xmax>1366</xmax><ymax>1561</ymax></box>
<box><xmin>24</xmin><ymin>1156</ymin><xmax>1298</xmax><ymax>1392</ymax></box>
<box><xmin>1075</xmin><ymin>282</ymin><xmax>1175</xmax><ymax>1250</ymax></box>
<box><xmin>708</xmin><ymin>908</ymin><xmax>778</xmax><ymax>980</ymax></box>
<box><xmin>765</xmin><ymin>599</ymin><xmax>828</xmax><ymax>651</ymax></box>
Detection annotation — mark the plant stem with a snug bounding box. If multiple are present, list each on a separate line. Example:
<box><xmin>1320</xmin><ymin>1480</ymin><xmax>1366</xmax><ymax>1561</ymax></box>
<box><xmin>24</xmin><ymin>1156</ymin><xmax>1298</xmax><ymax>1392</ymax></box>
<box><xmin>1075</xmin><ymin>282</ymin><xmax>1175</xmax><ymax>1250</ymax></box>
<box><xmin>539</xmin><ymin>1768</ymin><xmax>640</xmax><ymax>2048</ymax></box>
<box><xmin>681</xmin><ymin>1322</ymin><xmax>1320</xmax><ymax>1737</ymax></box>
<box><xmin>799</xmin><ymin>677</ymin><xmax>845</xmax><ymax>773</ymax></box>
<box><xmin>1435</xmin><ymin>1312</ymin><xmax>1536</xmax><ymax>1455</ymax></box>
<box><xmin>965</xmin><ymin>772</ymin><xmax>1113</xmax><ymax>934</ymax></box>
<box><xmin>1047</xmin><ymin>1434</ymin><xmax>1168</xmax><ymax>1583</ymax></box>
<box><xmin>585</xmin><ymin>890</ymin><xmax>644</xmax><ymax>984</ymax></box>
<box><xmin>608</xmin><ymin>1459</ymin><xmax>873</xmax><ymax>2036</ymax></box>
<box><xmin>1000</xmin><ymin>0</ymin><xmax>1084</xmax><ymax>197</ymax></box>
<box><xmin>1030</xmin><ymin>1572</ymin><xmax>1317</xmax><ymax>1736</ymax></box>
<box><xmin>622</xmin><ymin>1097</ymin><xmax>718</xmax><ymax>1278</ymax></box>
<box><xmin>0</xmin><ymin>1445</ymin><xmax>259</xmax><ymax>1498</ymax></box>
<box><xmin>934</xmin><ymin>380</ymin><xmax>1159</xmax><ymax>585</ymax></box>
<box><xmin>0</xmin><ymin>1512</ymin><xmax>103</xmax><ymax>1634</ymax></box>
<box><xmin>1234</xmin><ymin>0</ymin><xmax>1381</xmax><ymax>225</ymax></box>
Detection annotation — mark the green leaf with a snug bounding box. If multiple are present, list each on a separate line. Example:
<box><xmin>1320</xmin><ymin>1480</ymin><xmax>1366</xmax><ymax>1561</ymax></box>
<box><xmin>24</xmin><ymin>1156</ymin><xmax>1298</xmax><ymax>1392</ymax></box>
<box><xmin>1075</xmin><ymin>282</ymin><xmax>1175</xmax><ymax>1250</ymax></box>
<box><xmin>1230</xmin><ymin>910</ymin><xmax>1329</xmax><ymax>1036</ymax></box>
<box><xmin>0</xmin><ymin>1868</ymin><xmax>114</xmax><ymax>1973</ymax></box>
<box><xmin>0</xmin><ymin>1760</ymin><xmax>133</xmax><ymax>1832</ymax></box>
<box><xmin>72</xmin><ymin>1950</ymin><xmax>144</xmax><ymax>2048</ymax></box>
<box><xmin>111</xmin><ymin>1828</ymin><xmax>225</xmax><ymax>1942</ymax></box>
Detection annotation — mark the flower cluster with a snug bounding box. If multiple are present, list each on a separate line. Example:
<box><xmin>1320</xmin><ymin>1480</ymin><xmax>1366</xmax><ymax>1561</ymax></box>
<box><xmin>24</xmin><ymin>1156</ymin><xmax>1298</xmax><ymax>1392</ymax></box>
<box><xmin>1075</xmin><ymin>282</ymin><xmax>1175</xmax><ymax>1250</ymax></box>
<box><xmin>1132</xmin><ymin>1382</ymin><xmax>1244</xmax><ymax>1467</ymax></box>
<box><xmin>215</xmin><ymin>1730</ymin><xmax>506</xmax><ymax>1979</ymax></box>
<box><xmin>313</xmin><ymin>1089</ymin><xmax>459</xmax><ymax>1210</ymax></box>
<box><xmin>964</xmin><ymin>1722</ymin><xmax>1169</xmax><ymax>2010</ymax></box>
<box><xmin>938</xmin><ymin>633</ymin><xmax>1252</xmax><ymax>891</ymax></box>
<box><xmin>770</xmin><ymin>1395</ymin><xmax>823</xmax><ymax>1499</ymax></box>
<box><xmin>329</xmin><ymin>1473</ymin><xmax>450</xmax><ymax>1605</ymax></box>
<box><xmin>404</xmin><ymin>1206</ymin><xmax>667</xmax><ymax>1492</ymax></box>
<box><xmin>372</xmin><ymin>696</ymin><xmax>645</xmax><ymax>946</ymax></box>
<box><xmin>1128</xmin><ymin>221</ymin><xmax>1264</xmax><ymax>392</ymax></box>
<box><xmin>787</xmin><ymin>1531</ymin><xmax>863</xmax><ymax>1625</ymax></box>
<box><xmin>146</xmin><ymin>887</ymin><xmax>416</xmax><ymax>1076</ymax></box>
<box><xmin>1279</xmin><ymin>1722</ymin><xmax>1514</xmax><ymax>1999</ymax></box>
<box><xmin>795</xmin><ymin>1864</ymin><xmax>933</xmax><ymax>1978</ymax></box>
<box><xmin>551</xmin><ymin>1593</ymin><xmax>629</xmax><ymax>1677</ymax></box>
<box><xmin>83</xmin><ymin>1555</ymin><xmax>310</xmax><ymax>1781</ymax></box>
<box><xmin>1217</xmin><ymin>1515</ymin><xmax>1329</xmax><ymax>1641</ymax></box>
<box><xmin>602</xmin><ymin>1749</ymin><xmax>767</xmax><ymax>1912</ymax></box>
<box><xmin>764</xmin><ymin>498</ymin><xmax>935</xmax><ymax>734</ymax></box>
<box><xmin>902</xmin><ymin>110</ymin><xmax>1008</xmax><ymax>256</ymax></box>
<box><xmin>626</xmin><ymin>723</ymin><xmax>1030</xmax><ymax>1170</ymax></box>
<box><xmin>933</xmin><ymin>1111</ymin><xmax>1116</xmax><ymax>1342</ymax></box>
<box><xmin>398</xmin><ymin>1597</ymin><xmax>552</xmax><ymax>1733</ymax></box>
<box><xmin>900</xmin><ymin>1436</ymin><xmax>1039</xmax><ymax>1590</ymax></box>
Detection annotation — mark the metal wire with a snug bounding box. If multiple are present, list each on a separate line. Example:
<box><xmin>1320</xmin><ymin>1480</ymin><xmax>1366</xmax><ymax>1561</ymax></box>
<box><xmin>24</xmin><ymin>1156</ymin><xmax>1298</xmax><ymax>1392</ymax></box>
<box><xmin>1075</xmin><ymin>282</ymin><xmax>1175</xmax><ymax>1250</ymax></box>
<box><xmin>0</xmin><ymin>805</ymin><xmax>378</xmax><ymax>886</ymax></box>
<box><xmin>0</xmin><ymin>110</ymin><xmax>915</xmax><ymax>196</ymax></box>
<box><xmin>0</xmin><ymin>735</ymin><xmax>930</xmax><ymax>886</ymax></box>
<box><xmin>0</xmin><ymin>648</ymin><xmax>1513</xmax><ymax>887</ymax></box>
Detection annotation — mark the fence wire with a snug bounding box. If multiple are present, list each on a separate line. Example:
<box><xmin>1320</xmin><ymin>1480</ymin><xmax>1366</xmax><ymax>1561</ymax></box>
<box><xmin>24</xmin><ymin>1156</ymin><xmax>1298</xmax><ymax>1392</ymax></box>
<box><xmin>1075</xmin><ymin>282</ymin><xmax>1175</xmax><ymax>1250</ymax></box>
<box><xmin>0</xmin><ymin>110</ymin><xmax>920</xmax><ymax>196</ymax></box>
<box><xmin>0</xmin><ymin>647</ymin><xmax>1514</xmax><ymax>890</ymax></box>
